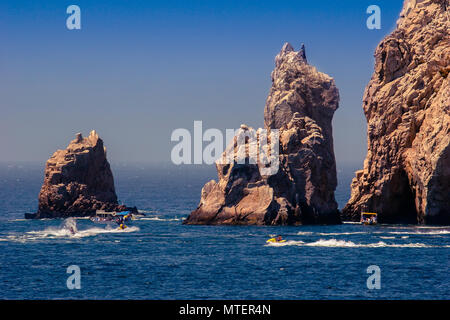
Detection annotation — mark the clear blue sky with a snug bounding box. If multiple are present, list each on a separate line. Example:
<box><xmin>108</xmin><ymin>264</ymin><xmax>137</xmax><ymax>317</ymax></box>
<box><xmin>0</xmin><ymin>0</ymin><xmax>404</xmax><ymax>165</ymax></box>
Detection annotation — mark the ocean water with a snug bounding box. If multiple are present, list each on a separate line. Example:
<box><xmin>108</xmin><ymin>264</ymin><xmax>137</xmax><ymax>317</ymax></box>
<box><xmin>0</xmin><ymin>163</ymin><xmax>449</xmax><ymax>300</ymax></box>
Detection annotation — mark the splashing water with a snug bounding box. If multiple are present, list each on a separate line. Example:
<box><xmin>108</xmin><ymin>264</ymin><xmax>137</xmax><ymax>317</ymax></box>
<box><xmin>265</xmin><ymin>238</ymin><xmax>450</xmax><ymax>248</ymax></box>
<box><xmin>64</xmin><ymin>218</ymin><xmax>78</xmax><ymax>235</ymax></box>
<box><xmin>3</xmin><ymin>218</ymin><xmax>140</xmax><ymax>242</ymax></box>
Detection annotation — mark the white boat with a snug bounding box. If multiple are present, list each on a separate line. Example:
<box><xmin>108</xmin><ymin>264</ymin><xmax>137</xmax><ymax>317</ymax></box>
<box><xmin>90</xmin><ymin>210</ymin><xmax>134</xmax><ymax>224</ymax></box>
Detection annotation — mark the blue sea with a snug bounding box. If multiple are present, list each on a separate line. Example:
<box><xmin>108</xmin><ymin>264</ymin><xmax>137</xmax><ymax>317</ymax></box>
<box><xmin>0</xmin><ymin>163</ymin><xmax>449</xmax><ymax>299</ymax></box>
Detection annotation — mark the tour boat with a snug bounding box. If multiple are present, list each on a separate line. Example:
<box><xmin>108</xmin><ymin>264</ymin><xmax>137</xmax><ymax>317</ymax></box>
<box><xmin>360</xmin><ymin>212</ymin><xmax>378</xmax><ymax>225</ymax></box>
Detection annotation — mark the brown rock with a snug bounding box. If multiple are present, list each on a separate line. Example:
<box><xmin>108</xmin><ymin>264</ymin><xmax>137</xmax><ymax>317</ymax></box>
<box><xmin>342</xmin><ymin>0</ymin><xmax>450</xmax><ymax>224</ymax></box>
<box><xmin>184</xmin><ymin>43</ymin><xmax>340</xmax><ymax>225</ymax></box>
<box><xmin>27</xmin><ymin>130</ymin><xmax>136</xmax><ymax>218</ymax></box>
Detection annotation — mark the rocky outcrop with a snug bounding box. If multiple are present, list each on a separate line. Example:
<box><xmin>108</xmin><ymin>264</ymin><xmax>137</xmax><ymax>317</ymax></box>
<box><xmin>26</xmin><ymin>131</ymin><xmax>136</xmax><ymax>219</ymax></box>
<box><xmin>184</xmin><ymin>43</ymin><xmax>340</xmax><ymax>225</ymax></box>
<box><xmin>343</xmin><ymin>0</ymin><xmax>449</xmax><ymax>224</ymax></box>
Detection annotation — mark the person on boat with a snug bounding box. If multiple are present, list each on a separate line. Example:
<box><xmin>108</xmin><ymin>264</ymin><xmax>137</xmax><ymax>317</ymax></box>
<box><xmin>276</xmin><ymin>235</ymin><xmax>283</xmax><ymax>242</ymax></box>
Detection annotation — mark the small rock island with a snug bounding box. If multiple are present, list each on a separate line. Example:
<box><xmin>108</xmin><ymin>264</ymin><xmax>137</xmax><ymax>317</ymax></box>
<box><xmin>26</xmin><ymin>130</ymin><xmax>137</xmax><ymax>219</ymax></box>
<box><xmin>184</xmin><ymin>43</ymin><xmax>340</xmax><ymax>225</ymax></box>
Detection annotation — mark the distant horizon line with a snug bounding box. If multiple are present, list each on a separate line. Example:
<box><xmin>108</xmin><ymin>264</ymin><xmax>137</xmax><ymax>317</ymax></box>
<box><xmin>0</xmin><ymin>160</ymin><xmax>364</xmax><ymax>168</ymax></box>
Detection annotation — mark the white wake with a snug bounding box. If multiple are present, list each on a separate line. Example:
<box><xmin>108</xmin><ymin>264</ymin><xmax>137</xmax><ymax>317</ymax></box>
<box><xmin>266</xmin><ymin>238</ymin><xmax>449</xmax><ymax>248</ymax></box>
<box><xmin>4</xmin><ymin>218</ymin><xmax>139</xmax><ymax>242</ymax></box>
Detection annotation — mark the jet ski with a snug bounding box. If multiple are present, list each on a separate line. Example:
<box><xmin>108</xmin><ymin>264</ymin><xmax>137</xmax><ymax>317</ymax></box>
<box><xmin>266</xmin><ymin>237</ymin><xmax>286</xmax><ymax>243</ymax></box>
<box><xmin>117</xmin><ymin>223</ymin><xmax>128</xmax><ymax>230</ymax></box>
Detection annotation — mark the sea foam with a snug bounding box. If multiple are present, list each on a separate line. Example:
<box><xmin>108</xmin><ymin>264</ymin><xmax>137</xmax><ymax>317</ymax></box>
<box><xmin>266</xmin><ymin>238</ymin><xmax>448</xmax><ymax>248</ymax></box>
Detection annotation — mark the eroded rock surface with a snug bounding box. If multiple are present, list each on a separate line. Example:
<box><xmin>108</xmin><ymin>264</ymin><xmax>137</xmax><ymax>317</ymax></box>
<box><xmin>185</xmin><ymin>43</ymin><xmax>340</xmax><ymax>225</ymax></box>
<box><xmin>28</xmin><ymin>131</ymin><xmax>136</xmax><ymax>218</ymax></box>
<box><xmin>343</xmin><ymin>0</ymin><xmax>450</xmax><ymax>224</ymax></box>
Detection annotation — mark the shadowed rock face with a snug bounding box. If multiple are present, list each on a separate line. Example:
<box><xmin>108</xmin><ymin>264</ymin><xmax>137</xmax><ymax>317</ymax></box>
<box><xmin>30</xmin><ymin>131</ymin><xmax>136</xmax><ymax>218</ymax></box>
<box><xmin>343</xmin><ymin>0</ymin><xmax>450</xmax><ymax>224</ymax></box>
<box><xmin>184</xmin><ymin>43</ymin><xmax>340</xmax><ymax>225</ymax></box>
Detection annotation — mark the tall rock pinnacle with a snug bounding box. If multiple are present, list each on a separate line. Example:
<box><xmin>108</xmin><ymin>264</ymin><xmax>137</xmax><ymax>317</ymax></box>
<box><xmin>342</xmin><ymin>0</ymin><xmax>450</xmax><ymax>224</ymax></box>
<box><xmin>184</xmin><ymin>43</ymin><xmax>340</xmax><ymax>225</ymax></box>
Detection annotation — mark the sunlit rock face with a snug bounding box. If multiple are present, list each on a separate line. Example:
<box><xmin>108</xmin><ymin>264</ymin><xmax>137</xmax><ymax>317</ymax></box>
<box><xmin>32</xmin><ymin>131</ymin><xmax>136</xmax><ymax>218</ymax></box>
<box><xmin>343</xmin><ymin>0</ymin><xmax>450</xmax><ymax>224</ymax></box>
<box><xmin>185</xmin><ymin>43</ymin><xmax>340</xmax><ymax>225</ymax></box>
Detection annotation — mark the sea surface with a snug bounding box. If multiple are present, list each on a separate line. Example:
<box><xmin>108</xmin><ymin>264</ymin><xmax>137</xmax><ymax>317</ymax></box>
<box><xmin>0</xmin><ymin>163</ymin><xmax>449</xmax><ymax>299</ymax></box>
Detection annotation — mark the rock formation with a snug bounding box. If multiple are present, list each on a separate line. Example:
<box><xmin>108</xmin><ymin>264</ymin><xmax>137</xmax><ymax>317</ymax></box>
<box><xmin>184</xmin><ymin>43</ymin><xmax>340</xmax><ymax>225</ymax></box>
<box><xmin>343</xmin><ymin>0</ymin><xmax>449</xmax><ymax>224</ymax></box>
<box><xmin>26</xmin><ymin>130</ymin><xmax>136</xmax><ymax>218</ymax></box>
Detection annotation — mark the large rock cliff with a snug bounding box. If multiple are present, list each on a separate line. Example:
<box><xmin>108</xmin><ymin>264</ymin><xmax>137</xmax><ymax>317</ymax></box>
<box><xmin>184</xmin><ymin>43</ymin><xmax>340</xmax><ymax>225</ymax></box>
<box><xmin>27</xmin><ymin>130</ymin><xmax>136</xmax><ymax>218</ymax></box>
<box><xmin>343</xmin><ymin>0</ymin><xmax>450</xmax><ymax>224</ymax></box>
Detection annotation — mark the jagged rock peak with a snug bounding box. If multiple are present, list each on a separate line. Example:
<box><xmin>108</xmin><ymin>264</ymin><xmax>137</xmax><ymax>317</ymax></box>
<box><xmin>298</xmin><ymin>43</ymin><xmax>307</xmax><ymax>61</ymax></box>
<box><xmin>70</xmin><ymin>130</ymin><xmax>100</xmax><ymax>147</ymax></box>
<box><xmin>266</xmin><ymin>43</ymin><xmax>338</xmax><ymax>131</ymax></box>
<box><xmin>89</xmin><ymin>129</ymin><xmax>99</xmax><ymax>139</ymax></box>
<box><xmin>275</xmin><ymin>42</ymin><xmax>308</xmax><ymax>68</ymax></box>
<box><xmin>74</xmin><ymin>132</ymin><xmax>83</xmax><ymax>143</ymax></box>
<box><xmin>280</xmin><ymin>42</ymin><xmax>294</xmax><ymax>54</ymax></box>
